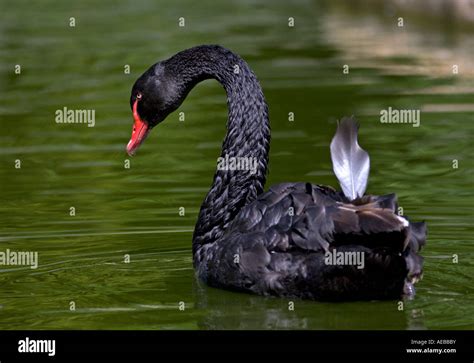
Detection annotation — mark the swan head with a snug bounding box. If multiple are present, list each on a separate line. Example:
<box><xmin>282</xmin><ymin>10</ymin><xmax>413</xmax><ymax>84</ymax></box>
<box><xmin>126</xmin><ymin>63</ymin><xmax>185</xmax><ymax>156</ymax></box>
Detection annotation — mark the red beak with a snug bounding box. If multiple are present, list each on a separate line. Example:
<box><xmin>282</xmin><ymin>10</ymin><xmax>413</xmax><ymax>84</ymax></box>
<box><xmin>126</xmin><ymin>99</ymin><xmax>150</xmax><ymax>156</ymax></box>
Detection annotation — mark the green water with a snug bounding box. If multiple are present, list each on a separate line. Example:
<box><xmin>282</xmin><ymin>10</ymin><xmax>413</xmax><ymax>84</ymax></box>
<box><xmin>0</xmin><ymin>0</ymin><xmax>473</xmax><ymax>329</ymax></box>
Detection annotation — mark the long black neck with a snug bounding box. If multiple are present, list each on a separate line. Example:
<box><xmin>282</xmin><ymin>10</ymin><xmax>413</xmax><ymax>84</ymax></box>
<box><xmin>163</xmin><ymin>45</ymin><xmax>270</xmax><ymax>255</ymax></box>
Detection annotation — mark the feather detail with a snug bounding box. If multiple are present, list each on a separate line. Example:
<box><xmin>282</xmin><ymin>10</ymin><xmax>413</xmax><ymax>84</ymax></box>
<box><xmin>330</xmin><ymin>116</ymin><xmax>370</xmax><ymax>200</ymax></box>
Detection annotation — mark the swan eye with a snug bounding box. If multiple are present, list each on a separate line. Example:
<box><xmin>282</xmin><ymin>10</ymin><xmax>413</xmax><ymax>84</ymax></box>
<box><xmin>136</xmin><ymin>93</ymin><xmax>142</xmax><ymax>100</ymax></box>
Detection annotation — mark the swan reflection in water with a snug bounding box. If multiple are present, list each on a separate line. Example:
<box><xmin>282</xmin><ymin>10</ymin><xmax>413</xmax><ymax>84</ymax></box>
<box><xmin>192</xmin><ymin>279</ymin><xmax>426</xmax><ymax>330</ymax></box>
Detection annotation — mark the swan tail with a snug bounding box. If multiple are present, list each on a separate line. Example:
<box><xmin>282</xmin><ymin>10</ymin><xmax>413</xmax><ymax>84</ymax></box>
<box><xmin>330</xmin><ymin>197</ymin><xmax>426</xmax><ymax>296</ymax></box>
<box><xmin>403</xmin><ymin>221</ymin><xmax>427</xmax><ymax>284</ymax></box>
<box><xmin>331</xmin><ymin>195</ymin><xmax>407</xmax><ymax>249</ymax></box>
<box><xmin>330</xmin><ymin>116</ymin><xmax>370</xmax><ymax>201</ymax></box>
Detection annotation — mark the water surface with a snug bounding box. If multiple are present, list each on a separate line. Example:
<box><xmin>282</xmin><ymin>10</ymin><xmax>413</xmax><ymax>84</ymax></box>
<box><xmin>0</xmin><ymin>0</ymin><xmax>473</xmax><ymax>329</ymax></box>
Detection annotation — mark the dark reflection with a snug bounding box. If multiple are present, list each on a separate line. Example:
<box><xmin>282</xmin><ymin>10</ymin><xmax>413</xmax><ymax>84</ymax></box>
<box><xmin>194</xmin><ymin>279</ymin><xmax>415</xmax><ymax>330</ymax></box>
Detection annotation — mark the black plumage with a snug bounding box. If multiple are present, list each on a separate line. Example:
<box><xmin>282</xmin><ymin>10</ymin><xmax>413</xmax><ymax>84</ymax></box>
<box><xmin>128</xmin><ymin>45</ymin><xmax>427</xmax><ymax>301</ymax></box>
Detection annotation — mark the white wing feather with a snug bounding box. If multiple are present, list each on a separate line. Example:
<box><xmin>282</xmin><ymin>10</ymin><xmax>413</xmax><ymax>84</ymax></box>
<box><xmin>330</xmin><ymin>117</ymin><xmax>370</xmax><ymax>200</ymax></box>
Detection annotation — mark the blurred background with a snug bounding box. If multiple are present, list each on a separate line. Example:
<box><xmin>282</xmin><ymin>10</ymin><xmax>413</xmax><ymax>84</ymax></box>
<box><xmin>0</xmin><ymin>0</ymin><xmax>473</xmax><ymax>329</ymax></box>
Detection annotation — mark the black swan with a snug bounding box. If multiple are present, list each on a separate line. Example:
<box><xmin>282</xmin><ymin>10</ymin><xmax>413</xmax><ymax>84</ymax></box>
<box><xmin>126</xmin><ymin>45</ymin><xmax>426</xmax><ymax>301</ymax></box>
